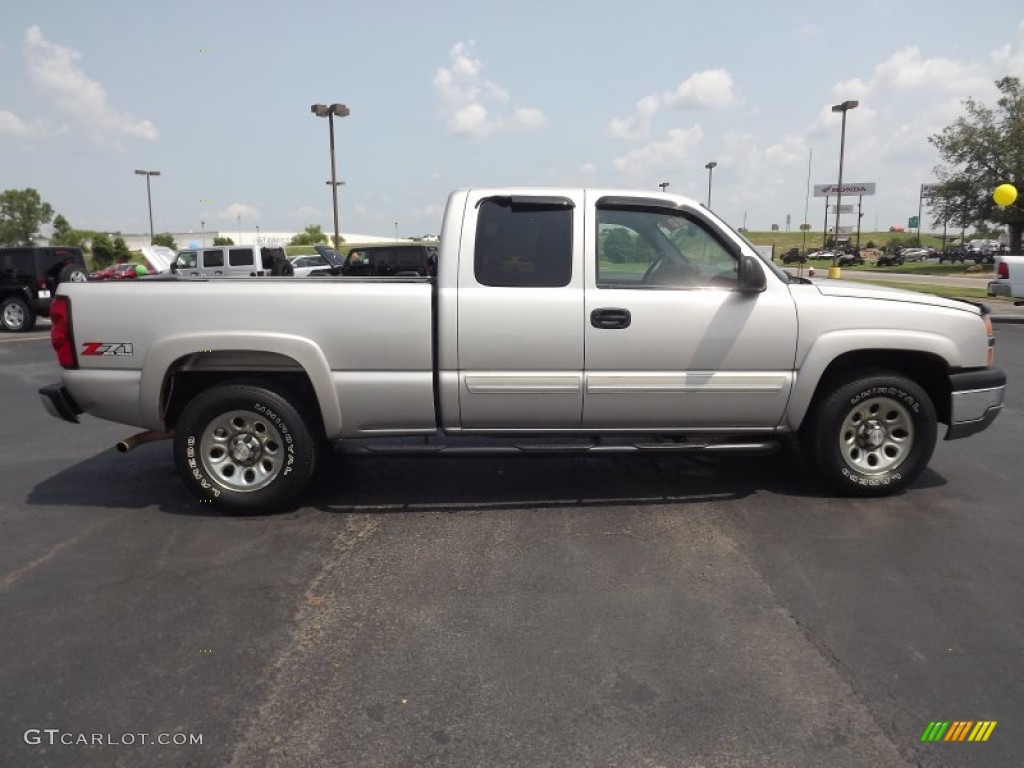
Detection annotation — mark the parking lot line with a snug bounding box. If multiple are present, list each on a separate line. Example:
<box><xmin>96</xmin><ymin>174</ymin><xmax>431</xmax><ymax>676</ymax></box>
<box><xmin>0</xmin><ymin>335</ymin><xmax>50</xmax><ymax>343</ymax></box>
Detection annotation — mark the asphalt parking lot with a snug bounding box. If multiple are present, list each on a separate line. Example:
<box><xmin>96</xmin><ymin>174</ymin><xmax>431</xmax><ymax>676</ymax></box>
<box><xmin>1</xmin><ymin>325</ymin><xmax>1022</xmax><ymax>767</ymax></box>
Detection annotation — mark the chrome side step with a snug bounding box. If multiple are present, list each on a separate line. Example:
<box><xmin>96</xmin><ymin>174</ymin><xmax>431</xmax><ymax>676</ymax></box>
<box><xmin>333</xmin><ymin>436</ymin><xmax>780</xmax><ymax>457</ymax></box>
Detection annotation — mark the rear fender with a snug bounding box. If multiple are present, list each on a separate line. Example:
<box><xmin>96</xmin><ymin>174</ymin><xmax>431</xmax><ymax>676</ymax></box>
<box><xmin>143</xmin><ymin>332</ymin><xmax>342</xmax><ymax>436</ymax></box>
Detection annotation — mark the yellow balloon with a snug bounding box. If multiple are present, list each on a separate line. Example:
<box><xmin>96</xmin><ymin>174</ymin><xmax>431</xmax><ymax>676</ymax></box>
<box><xmin>993</xmin><ymin>183</ymin><xmax>1018</xmax><ymax>207</ymax></box>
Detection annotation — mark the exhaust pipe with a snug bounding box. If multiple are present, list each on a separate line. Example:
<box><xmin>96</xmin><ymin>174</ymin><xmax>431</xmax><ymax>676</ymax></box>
<box><xmin>116</xmin><ymin>430</ymin><xmax>173</xmax><ymax>453</ymax></box>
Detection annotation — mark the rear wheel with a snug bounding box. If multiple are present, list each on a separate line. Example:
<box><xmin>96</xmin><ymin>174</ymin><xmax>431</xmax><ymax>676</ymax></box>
<box><xmin>173</xmin><ymin>381</ymin><xmax>320</xmax><ymax>513</ymax></box>
<box><xmin>1</xmin><ymin>296</ymin><xmax>36</xmax><ymax>332</ymax></box>
<box><xmin>801</xmin><ymin>370</ymin><xmax>937</xmax><ymax>496</ymax></box>
<box><xmin>59</xmin><ymin>264</ymin><xmax>89</xmax><ymax>283</ymax></box>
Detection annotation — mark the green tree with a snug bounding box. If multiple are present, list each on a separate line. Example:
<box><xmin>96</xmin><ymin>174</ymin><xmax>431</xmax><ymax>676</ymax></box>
<box><xmin>51</xmin><ymin>213</ymin><xmax>73</xmax><ymax>242</ymax></box>
<box><xmin>290</xmin><ymin>224</ymin><xmax>327</xmax><ymax>246</ymax></box>
<box><xmin>929</xmin><ymin>76</ymin><xmax>1024</xmax><ymax>253</ymax></box>
<box><xmin>0</xmin><ymin>188</ymin><xmax>55</xmax><ymax>246</ymax></box>
<box><xmin>112</xmin><ymin>236</ymin><xmax>131</xmax><ymax>262</ymax></box>
<box><xmin>212</xmin><ymin>236</ymin><xmax>234</xmax><ymax>246</ymax></box>
<box><xmin>152</xmin><ymin>232</ymin><xmax>177</xmax><ymax>250</ymax></box>
<box><xmin>49</xmin><ymin>213</ymin><xmax>89</xmax><ymax>248</ymax></box>
<box><xmin>91</xmin><ymin>233</ymin><xmax>116</xmax><ymax>269</ymax></box>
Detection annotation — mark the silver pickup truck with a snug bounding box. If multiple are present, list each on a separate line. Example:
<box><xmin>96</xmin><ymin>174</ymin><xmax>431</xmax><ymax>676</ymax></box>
<box><xmin>40</xmin><ymin>188</ymin><xmax>1006</xmax><ymax>511</ymax></box>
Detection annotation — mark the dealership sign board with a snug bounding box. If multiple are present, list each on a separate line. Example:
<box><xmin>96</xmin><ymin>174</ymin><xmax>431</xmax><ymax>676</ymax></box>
<box><xmin>814</xmin><ymin>183</ymin><xmax>876</xmax><ymax>197</ymax></box>
<box><xmin>920</xmin><ymin>184</ymin><xmax>943</xmax><ymax>198</ymax></box>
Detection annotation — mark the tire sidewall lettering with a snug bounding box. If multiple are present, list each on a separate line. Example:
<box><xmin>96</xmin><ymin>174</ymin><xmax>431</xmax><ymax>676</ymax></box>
<box><xmin>849</xmin><ymin>385</ymin><xmax>920</xmax><ymax>414</ymax></box>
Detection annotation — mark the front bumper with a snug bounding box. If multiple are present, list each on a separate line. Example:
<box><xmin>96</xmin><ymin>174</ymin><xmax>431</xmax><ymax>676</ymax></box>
<box><xmin>945</xmin><ymin>367</ymin><xmax>1006</xmax><ymax>440</ymax></box>
<box><xmin>39</xmin><ymin>383</ymin><xmax>82</xmax><ymax>424</ymax></box>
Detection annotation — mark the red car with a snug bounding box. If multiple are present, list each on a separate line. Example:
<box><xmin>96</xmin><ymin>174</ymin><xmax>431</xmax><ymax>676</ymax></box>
<box><xmin>90</xmin><ymin>262</ymin><xmax>147</xmax><ymax>281</ymax></box>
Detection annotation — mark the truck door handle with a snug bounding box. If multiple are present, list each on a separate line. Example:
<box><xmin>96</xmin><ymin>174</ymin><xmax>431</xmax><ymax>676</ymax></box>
<box><xmin>590</xmin><ymin>308</ymin><xmax>631</xmax><ymax>329</ymax></box>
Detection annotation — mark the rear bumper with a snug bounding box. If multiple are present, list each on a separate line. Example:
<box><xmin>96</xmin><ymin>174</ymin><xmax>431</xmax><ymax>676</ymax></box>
<box><xmin>39</xmin><ymin>383</ymin><xmax>82</xmax><ymax>424</ymax></box>
<box><xmin>945</xmin><ymin>367</ymin><xmax>1006</xmax><ymax>440</ymax></box>
<box><xmin>987</xmin><ymin>281</ymin><xmax>1011</xmax><ymax>298</ymax></box>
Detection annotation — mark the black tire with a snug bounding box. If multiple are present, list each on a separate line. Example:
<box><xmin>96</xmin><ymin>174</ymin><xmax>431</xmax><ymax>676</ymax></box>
<box><xmin>1</xmin><ymin>295</ymin><xmax>36</xmax><ymax>332</ymax></box>
<box><xmin>801</xmin><ymin>370</ymin><xmax>937</xmax><ymax>497</ymax></box>
<box><xmin>59</xmin><ymin>264</ymin><xmax>89</xmax><ymax>283</ymax></box>
<box><xmin>173</xmin><ymin>381</ymin><xmax>320</xmax><ymax>513</ymax></box>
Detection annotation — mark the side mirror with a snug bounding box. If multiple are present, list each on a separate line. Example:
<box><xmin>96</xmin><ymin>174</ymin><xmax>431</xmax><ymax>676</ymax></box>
<box><xmin>738</xmin><ymin>254</ymin><xmax>767</xmax><ymax>293</ymax></box>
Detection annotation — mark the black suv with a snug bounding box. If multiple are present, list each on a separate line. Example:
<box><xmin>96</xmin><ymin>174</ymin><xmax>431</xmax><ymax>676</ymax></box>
<box><xmin>0</xmin><ymin>246</ymin><xmax>89</xmax><ymax>332</ymax></box>
<box><xmin>309</xmin><ymin>243</ymin><xmax>437</xmax><ymax>277</ymax></box>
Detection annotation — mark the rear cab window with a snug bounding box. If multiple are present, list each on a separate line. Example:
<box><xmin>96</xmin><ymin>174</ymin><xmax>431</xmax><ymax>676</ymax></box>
<box><xmin>474</xmin><ymin>197</ymin><xmax>573</xmax><ymax>287</ymax></box>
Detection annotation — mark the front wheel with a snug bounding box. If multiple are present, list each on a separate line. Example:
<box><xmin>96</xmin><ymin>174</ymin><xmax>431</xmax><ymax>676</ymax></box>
<box><xmin>173</xmin><ymin>382</ymin><xmax>321</xmax><ymax>512</ymax></box>
<box><xmin>801</xmin><ymin>371</ymin><xmax>937</xmax><ymax>497</ymax></box>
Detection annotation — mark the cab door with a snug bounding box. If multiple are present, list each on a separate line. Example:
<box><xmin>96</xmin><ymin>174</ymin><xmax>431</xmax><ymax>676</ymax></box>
<box><xmin>455</xmin><ymin>192</ymin><xmax>585</xmax><ymax>429</ymax></box>
<box><xmin>582</xmin><ymin>196</ymin><xmax>798</xmax><ymax>430</ymax></box>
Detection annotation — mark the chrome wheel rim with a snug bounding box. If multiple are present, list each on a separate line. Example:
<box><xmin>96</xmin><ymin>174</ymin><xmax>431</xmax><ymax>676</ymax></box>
<box><xmin>69</xmin><ymin>270</ymin><xmax>88</xmax><ymax>282</ymax></box>
<box><xmin>199</xmin><ymin>410</ymin><xmax>285</xmax><ymax>492</ymax></box>
<box><xmin>3</xmin><ymin>302</ymin><xmax>25</xmax><ymax>329</ymax></box>
<box><xmin>839</xmin><ymin>396</ymin><xmax>914</xmax><ymax>474</ymax></box>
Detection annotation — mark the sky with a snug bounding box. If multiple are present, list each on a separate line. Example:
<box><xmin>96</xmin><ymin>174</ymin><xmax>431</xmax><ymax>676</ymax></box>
<box><xmin>2</xmin><ymin>0</ymin><xmax>1023</xmax><ymax>241</ymax></box>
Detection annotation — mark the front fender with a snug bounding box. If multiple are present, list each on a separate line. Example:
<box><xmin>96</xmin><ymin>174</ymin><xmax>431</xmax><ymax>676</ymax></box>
<box><xmin>785</xmin><ymin>329</ymin><xmax>959</xmax><ymax>431</ymax></box>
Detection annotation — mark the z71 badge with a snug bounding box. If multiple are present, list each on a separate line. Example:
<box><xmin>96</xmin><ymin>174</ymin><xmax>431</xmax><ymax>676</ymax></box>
<box><xmin>81</xmin><ymin>342</ymin><xmax>134</xmax><ymax>357</ymax></box>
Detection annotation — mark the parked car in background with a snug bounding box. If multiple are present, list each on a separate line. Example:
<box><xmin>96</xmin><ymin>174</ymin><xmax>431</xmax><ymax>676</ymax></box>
<box><xmin>988</xmin><ymin>253</ymin><xmax>1024</xmax><ymax>299</ymax></box>
<box><xmin>836</xmin><ymin>251</ymin><xmax>864</xmax><ymax>267</ymax></box>
<box><xmin>308</xmin><ymin>243</ymin><xmax>438</xmax><ymax>277</ymax></box>
<box><xmin>875</xmin><ymin>252</ymin><xmax>905</xmax><ymax>267</ymax></box>
<box><xmin>90</xmin><ymin>262</ymin><xmax>147</xmax><ymax>281</ymax></box>
<box><xmin>967</xmin><ymin>239</ymin><xmax>1000</xmax><ymax>265</ymax></box>
<box><xmin>1</xmin><ymin>245</ymin><xmax>89</xmax><ymax>332</ymax></box>
<box><xmin>170</xmin><ymin>245</ymin><xmax>289</xmax><ymax>277</ymax></box>
<box><xmin>804</xmin><ymin>250</ymin><xmax>839</xmax><ymax>261</ymax></box>
<box><xmin>939</xmin><ymin>246</ymin><xmax>967</xmax><ymax>263</ymax></box>
<box><xmin>289</xmin><ymin>254</ymin><xmax>331</xmax><ymax>277</ymax></box>
<box><xmin>779</xmin><ymin>248</ymin><xmax>806</xmax><ymax>264</ymax></box>
<box><xmin>899</xmin><ymin>247</ymin><xmax>934</xmax><ymax>262</ymax></box>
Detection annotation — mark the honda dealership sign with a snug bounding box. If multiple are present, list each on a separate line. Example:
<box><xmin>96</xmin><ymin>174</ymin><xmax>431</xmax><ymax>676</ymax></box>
<box><xmin>813</xmin><ymin>182</ymin><xmax>876</xmax><ymax>197</ymax></box>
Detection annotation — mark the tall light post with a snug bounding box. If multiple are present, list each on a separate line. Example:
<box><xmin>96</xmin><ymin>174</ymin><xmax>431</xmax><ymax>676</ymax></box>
<box><xmin>704</xmin><ymin>161</ymin><xmax>717</xmax><ymax>208</ymax></box>
<box><xmin>311</xmin><ymin>103</ymin><xmax>350</xmax><ymax>249</ymax></box>
<box><xmin>134</xmin><ymin>169</ymin><xmax>160</xmax><ymax>245</ymax></box>
<box><xmin>831</xmin><ymin>100</ymin><xmax>859</xmax><ymax>266</ymax></box>
<box><xmin>659</xmin><ymin>182</ymin><xmax>670</xmax><ymax>193</ymax></box>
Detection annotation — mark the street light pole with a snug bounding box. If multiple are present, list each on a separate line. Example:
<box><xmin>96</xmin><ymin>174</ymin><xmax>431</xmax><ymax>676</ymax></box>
<box><xmin>659</xmin><ymin>182</ymin><xmax>670</xmax><ymax>193</ymax></box>
<box><xmin>134</xmin><ymin>169</ymin><xmax>161</xmax><ymax>245</ymax></box>
<box><xmin>704</xmin><ymin>162</ymin><xmax>717</xmax><ymax>208</ymax></box>
<box><xmin>311</xmin><ymin>103</ymin><xmax>350</xmax><ymax>249</ymax></box>
<box><xmin>830</xmin><ymin>100</ymin><xmax>859</xmax><ymax>266</ymax></box>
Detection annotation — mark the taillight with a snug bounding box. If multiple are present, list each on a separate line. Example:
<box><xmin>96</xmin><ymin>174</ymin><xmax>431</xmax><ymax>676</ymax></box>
<box><xmin>50</xmin><ymin>296</ymin><xmax>77</xmax><ymax>369</ymax></box>
<box><xmin>997</xmin><ymin>261</ymin><xmax>1009</xmax><ymax>279</ymax></box>
<box><xmin>37</xmin><ymin>277</ymin><xmax>49</xmax><ymax>291</ymax></box>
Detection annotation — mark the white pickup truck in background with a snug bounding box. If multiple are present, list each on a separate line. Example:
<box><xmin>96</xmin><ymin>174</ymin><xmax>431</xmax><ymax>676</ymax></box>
<box><xmin>40</xmin><ymin>188</ymin><xmax>1006</xmax><ymax>512</ymax></box>
<box><xmin>989</xmin><ymin>253</ymin><xmax>1024</xmax><ymax>300</ymax></box>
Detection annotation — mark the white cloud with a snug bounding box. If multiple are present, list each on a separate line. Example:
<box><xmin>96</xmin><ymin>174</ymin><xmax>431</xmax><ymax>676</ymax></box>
<box><xmin>0</xmin><ymin>109</ymin><xmax>34</xmax><ymax>138</ymax></box>
<box><xmin>795</xmin><ymin>23</ymin><xmax>824</xmax><ymax>40</ymax></box>
<box><xmin>217</xmin><ymin>203</ymin><xmax>259</xmax><ymax>221</ymax></box>
<box><xmin>833</xmin><ymin>46</ymin><xmax>990</xmax><ymax>101</ymax></box>
<box><xmin>607</xmin><ymin>70</ymin><xmax>740</xmax><ymax>140</ymax></box>
<box><xmin>607</xmin><ymin>95</ymin><xmax>660</xmax><ymax>140</ymax></box>
<box><xmin>613</xmin><ymin>126</ymin><xmax>704</xmax><ymax>176</ymax></box>
<box><xmin>990</xmin><ymin>20</ymin><xmax>1024</xmax><ymax>76</ymax></box>
<box><xmin>662</xmin><ymin>70</ymin><xmax>741</xmax><ymax>109</ymax></box>
<box><xmin>433</xmin><ymin>41</ymin><xmax>547</xmax><ymax>138</ymax></box>
<box><xmin>23</xmin><ymin>26</ymin><xmax>157</xmax><ymax>144</ymax></box>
